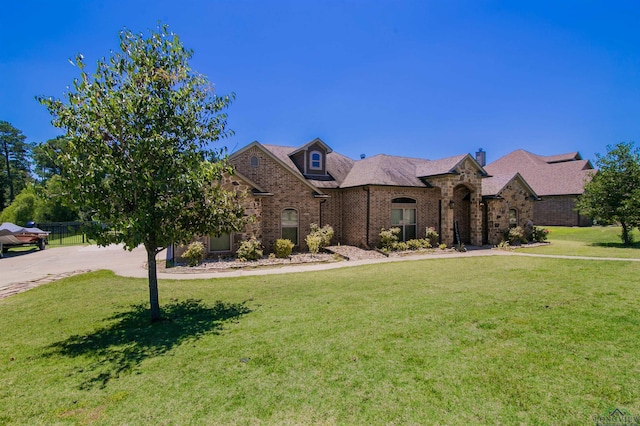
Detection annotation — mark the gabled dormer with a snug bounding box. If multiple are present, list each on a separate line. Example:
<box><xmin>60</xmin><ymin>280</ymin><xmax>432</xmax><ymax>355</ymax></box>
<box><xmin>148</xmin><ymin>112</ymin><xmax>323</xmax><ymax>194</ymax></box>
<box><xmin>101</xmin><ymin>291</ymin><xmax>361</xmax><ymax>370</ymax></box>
<box><xmin>288</xmin><ymin>138</ymin><xmax>333</xmax><ymax>179</ymax></box>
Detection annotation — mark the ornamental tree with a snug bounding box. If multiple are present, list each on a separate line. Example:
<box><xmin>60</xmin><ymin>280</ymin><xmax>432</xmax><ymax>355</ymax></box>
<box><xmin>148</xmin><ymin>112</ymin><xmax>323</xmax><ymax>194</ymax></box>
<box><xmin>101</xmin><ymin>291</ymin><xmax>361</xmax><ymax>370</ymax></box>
<box><xmin>38</xmin><ymin>25</ymin><xmax>247</xmax><ymax>321</ymax></box>
<box><xmin>576</xmin><ymin>141</ymin><xmax>640</xmax><ymax>245</ymax></box>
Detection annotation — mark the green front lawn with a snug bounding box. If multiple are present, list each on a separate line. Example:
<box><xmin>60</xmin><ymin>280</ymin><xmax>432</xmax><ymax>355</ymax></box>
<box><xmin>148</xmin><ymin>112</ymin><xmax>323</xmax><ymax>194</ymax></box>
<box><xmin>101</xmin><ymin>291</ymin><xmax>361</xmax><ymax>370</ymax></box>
<box><xmin>518</xmin><ymin>225</ymin><xmax>640</xmax><ymax>258</ymax></box>
<box><xmin>2</xmin><ymin>256</ymin><xmax>640</xmax><ymax>424</ymax></box>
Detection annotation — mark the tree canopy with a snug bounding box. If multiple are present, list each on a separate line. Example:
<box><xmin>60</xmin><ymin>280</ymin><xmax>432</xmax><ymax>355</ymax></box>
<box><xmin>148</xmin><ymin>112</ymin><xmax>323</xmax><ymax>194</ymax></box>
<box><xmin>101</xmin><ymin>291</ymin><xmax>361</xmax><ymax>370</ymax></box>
<box><xmin>38</xmin><ymin>24</ymin><xmax>247</xmax><ymax>321</ymax></box>
<box><xmin>0</xmin><ymin>121</ymin><xmax>32</xmax><ymax>210</ymax></box>
<box><xmin>32</xmin><ymin>136</ymin><xmax>68</xmax><ymax>181</ymax></box>
<box><xmin>576</xmin><ymin>141</ymin><xmax>640</xmax><ymax>245</ymax></box>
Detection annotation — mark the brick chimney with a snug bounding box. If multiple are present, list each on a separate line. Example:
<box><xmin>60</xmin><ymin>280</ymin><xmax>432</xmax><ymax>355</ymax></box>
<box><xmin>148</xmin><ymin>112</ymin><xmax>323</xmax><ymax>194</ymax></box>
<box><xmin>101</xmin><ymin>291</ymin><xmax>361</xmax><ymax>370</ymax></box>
<box><xmin>475</xmin><ymin>148</ymin><xmax>486</xmax><ymax>167</ymax></box>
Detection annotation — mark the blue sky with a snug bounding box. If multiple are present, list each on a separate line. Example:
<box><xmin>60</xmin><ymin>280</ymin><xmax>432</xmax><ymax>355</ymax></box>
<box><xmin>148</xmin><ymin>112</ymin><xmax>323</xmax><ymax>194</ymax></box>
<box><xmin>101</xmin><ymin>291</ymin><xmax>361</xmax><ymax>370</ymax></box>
<box><xmin>2</xmin><ymin>0</ymin><xmax>640</xmax><ymax>164</ymax></box>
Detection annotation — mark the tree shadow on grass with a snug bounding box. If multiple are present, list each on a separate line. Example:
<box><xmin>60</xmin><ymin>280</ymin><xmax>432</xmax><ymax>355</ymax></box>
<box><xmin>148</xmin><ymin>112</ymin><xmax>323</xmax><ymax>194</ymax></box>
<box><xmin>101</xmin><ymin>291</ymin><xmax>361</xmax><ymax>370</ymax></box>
<box><xmin>46</xmin><ymin>299</ymin><xmax>251</xmax><ymax>389</ymax></box>
<box><xmin>591</xmin><ymin>241</ymin><xmax>640</xmax><ymax>249</ymax></box>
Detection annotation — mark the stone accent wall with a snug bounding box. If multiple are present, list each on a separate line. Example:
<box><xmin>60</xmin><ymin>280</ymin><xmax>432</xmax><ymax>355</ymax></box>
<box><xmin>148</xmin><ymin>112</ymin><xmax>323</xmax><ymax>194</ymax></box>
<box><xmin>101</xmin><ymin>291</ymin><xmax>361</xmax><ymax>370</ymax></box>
<box><xmin>231</xmin><ymin>146</ymin><xmax>321</xmax><ymax>252</ymax></box>
<box><xmin>484</xmin><ymin>179</ymin><xmax>535</xmax><ymax>245</ymax></box>
<box><xmin>534</xmin><ymin>195</ymin><xmax>591</xmax><ymax>226</ymax></box>
<box><xmin>428</xmin><ymin>157</ymin><xmax>484</xmax><ymax>246</ymax></box>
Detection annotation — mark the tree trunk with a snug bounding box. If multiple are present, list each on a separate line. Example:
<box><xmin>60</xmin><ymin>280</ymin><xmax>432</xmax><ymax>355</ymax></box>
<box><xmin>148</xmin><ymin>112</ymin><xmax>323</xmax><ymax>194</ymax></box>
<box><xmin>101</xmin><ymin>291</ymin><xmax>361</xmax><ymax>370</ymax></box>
<box><xmin>146</xmin><ymin>245</ymin><xmax>161</xmax><ymax>321</ymax></box>
<box><xmin>2</xmin><ymin>140</ymin><xmax>14</xmax><ymax>203</ymax></box>
<box><xmin>621</xmin><ymin>222</ymin><xmax>631</xmax><ymax>246</ymax></box>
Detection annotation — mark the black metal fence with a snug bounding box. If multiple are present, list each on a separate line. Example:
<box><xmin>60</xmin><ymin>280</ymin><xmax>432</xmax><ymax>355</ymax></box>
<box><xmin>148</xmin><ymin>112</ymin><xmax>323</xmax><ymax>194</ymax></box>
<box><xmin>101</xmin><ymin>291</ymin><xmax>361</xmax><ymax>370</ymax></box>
<box><xmin>36</xmin><ymin>222</ymin><xmax>87</xmax><ymax>245</ymax></box>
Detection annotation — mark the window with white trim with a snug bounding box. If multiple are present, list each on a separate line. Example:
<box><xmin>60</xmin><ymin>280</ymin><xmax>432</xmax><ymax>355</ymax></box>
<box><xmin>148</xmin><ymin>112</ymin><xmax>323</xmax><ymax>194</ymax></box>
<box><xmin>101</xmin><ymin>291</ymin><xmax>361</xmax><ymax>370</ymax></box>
<box><xmin>309</xmin><ymin>150</ymin><xmax>322</xmax><ymax>170</ymax></box>
<box><xmin>391</xmin><ymin>198</ymin><xmax>417</xmax><ymax>241</ymax></box>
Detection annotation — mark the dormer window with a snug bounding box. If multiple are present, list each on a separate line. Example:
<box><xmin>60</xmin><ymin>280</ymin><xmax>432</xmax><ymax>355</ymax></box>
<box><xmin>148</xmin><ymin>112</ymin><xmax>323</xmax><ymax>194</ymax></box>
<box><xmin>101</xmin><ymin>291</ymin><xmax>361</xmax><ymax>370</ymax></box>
<box><xmin>309</xmin><ymin>151</ymin><xmax>322</xmax><ymax>170</ymax></box>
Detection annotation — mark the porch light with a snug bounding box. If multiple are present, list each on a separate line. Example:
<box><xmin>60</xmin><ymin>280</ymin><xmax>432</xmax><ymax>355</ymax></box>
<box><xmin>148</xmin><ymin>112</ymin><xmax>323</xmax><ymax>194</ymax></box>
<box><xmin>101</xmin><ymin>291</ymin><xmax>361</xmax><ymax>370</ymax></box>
<box><xmin>449</xmin><ymin>200</ymin><xmax>455</xmax><ymax>209</ymax></box>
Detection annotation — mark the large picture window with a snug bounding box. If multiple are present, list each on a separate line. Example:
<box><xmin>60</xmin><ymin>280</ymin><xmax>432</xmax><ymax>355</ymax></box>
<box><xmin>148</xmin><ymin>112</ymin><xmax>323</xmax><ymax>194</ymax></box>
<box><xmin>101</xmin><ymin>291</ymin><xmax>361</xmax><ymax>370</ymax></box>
<box><xmin>281</xmin><ymin>209</ymin><xmax>299</xmax><ymax>245</ymax></box>
<box><xmin>391</xmin><ymin>198</ymin><xmax>417</xmax><ymax>241</ymax></box>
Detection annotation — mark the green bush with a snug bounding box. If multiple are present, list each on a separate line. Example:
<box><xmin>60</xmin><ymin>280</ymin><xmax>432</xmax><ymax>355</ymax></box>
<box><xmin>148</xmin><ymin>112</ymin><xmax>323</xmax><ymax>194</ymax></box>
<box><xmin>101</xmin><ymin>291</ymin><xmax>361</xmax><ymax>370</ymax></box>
<box><xmin>379</xmin><ymin>227</ymin><xmax>400</xmax><ymax>251</ymax></box>
<box><xmin>274</xmin><ymin>239</ymin><xmax>294</xmax><ymax>258</ymax></box>
<box><xmin>182</xmin><ymin>241</ymin><xmax>205</xmax><ymax>267</ymax></box>
<box><xmin>425</xmin><ymin>227</ymin><xmax>439</xmax><ymax>247</ymax></box>
<box><xmin>306</xmin><ymin>234</ymin><xmax>322</xmax><ymax>255</ymax></box>
<box><xmin>309</xmin><ymin>223</ymin><xmax>334</xmax><ymax>249</ymax></box>
<box><xmin>392</xmin><ymin>241</ymin><xmax>409</xmax><ymax>251</ymax></box>
<box><xmin>438</xmin><ymin>243</ymin><xmax>448</xmax><ymax>250</ymax></box>
<box><xmin>237</xmin><ymin>237</ymin><xmax>263</xmax><ymax>261</ymax></box>
<box><xmin>406</xmin><ymin>238</ymin><xmax>431</xmax><ymax>250</ymax></box>
<box><xmin>506</xmin><ymin>226</ymin><xmax>525</xmax><ymax>245</ymax></box>
<box><xmin>0</xmin><ymin>186</ymin><xmax>38</xmax><ymax>225</ymax></box>
<box><xmin>530</xmin><ymin>226</ymin><xmax>549</xmax><ymax>242</ymax></box>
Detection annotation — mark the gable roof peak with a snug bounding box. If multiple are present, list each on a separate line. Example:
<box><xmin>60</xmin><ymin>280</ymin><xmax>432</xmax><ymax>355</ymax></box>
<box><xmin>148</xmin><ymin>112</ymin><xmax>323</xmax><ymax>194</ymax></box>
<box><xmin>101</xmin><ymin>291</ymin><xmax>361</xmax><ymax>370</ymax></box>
<box><xmin>289</xmin><ymin>137</ymin><xmax>333</xmax><ymax>155</ymax></box>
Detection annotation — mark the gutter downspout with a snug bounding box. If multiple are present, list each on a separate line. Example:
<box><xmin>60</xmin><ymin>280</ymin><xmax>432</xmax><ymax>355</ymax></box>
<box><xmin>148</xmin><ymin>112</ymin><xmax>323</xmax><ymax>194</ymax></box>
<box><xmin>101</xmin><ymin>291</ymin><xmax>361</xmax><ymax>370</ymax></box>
<box><xmin>319</xmin><ymin>199</ymin><xmax>326</xmax><ymax>226</ymax></box>
<box><xmin>364</xmin><ymin>186</ymin><xmax>371</xmax><ymax>247</ymax></box>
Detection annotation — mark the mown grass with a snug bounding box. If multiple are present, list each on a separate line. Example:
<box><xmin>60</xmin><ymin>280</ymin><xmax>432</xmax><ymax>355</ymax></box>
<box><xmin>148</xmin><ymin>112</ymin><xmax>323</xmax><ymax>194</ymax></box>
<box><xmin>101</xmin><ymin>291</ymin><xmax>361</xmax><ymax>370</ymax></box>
<box><xmin>517</xmin><ymin>225</ymin><xmax>640</xmax><ymax>258</ymax></box>
<box><xmin>2</xmin><ymin>255</ymin><xmax>640</xmax><ymax>425</ymax></box>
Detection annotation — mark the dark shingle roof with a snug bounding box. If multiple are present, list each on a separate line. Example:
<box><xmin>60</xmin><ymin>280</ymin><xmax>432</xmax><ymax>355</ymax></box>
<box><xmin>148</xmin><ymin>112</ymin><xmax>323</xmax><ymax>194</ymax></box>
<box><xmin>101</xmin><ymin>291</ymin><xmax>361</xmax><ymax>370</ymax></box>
<box><xmin>258</xmin><ymin>142</ymin><xmax>484</xmax><ymax>189</ymax></box>
<box><xmin>484</xmin><ymin>149</ymin><xmax>593</xmax><ymax>196</ymax></box>
<box><xmin>262</xmin><ymin>144</ymin><xmax>355</xmax><ymax>188</ymax></box>
<box><xmin>482</xmin><ymin>172</ymin><xmax>538</xmax><ymax>198</ymax></box>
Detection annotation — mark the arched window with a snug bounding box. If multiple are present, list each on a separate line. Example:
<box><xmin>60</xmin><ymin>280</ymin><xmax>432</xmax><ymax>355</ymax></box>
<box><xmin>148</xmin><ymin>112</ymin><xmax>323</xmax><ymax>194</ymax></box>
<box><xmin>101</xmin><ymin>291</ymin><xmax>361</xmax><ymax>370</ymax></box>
<box><xmin>250</xmin><ymin>156</ymin><xmax>259</xmax><ymax>168</ymax></box>
<box><xmin>281</xmin><ymin>209</ymin><xmax>299</xmax><ymax>245</ymax></box>
<box><xmin>309</xmin><ymin>151</ymin><xmax>322</xmax><ymax>170</ymax></box>
<box><xmin>509</xmin><ymin>208</ymin><xmax>518</xmax><ymax>228</ymax></box>
<box><xmin>391</xmin><ymin>198</ymin><xmax>417</xmax><ymax>241</ymax></box>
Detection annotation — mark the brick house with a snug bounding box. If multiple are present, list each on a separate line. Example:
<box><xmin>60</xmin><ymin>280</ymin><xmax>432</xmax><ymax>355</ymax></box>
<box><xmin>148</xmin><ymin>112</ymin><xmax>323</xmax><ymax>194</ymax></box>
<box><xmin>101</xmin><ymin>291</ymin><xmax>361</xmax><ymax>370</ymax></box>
<box><xmin>484</xmin><ymin>150</ymin><xmax>594</xmax><ymax>226</ymax></box>
<box><xmin>225</xmin><ymin>138</ymin><xmax>493</xmax><ymax>252</ymax></box>
<box><xmin>174</xmin><ymin>139</ymin><xmax>554</xmax><ymax>258</ymax></box>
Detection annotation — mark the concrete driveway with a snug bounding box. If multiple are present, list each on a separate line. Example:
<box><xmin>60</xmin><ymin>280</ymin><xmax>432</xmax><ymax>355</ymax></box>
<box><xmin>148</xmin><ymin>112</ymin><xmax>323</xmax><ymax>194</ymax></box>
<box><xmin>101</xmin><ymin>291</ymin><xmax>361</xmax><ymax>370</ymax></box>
<box><xmin>0</xmin><ymin>244</ymin><xmax>150</xmax><ymax>289</ymax></box>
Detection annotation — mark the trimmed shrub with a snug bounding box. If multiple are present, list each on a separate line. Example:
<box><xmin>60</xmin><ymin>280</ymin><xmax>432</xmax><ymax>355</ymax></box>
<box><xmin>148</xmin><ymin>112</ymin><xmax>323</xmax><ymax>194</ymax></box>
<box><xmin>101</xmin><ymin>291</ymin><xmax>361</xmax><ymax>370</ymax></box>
<box><xmin>392</xmin><ymin>241</ymin><xmax>409</xmax><ymax>251</ymax></box>
<box><xmin>438</xmin><ymin>243</ymin><xmax>447</xmax><ymax>250</ymax></box>
<box><xmin>379</xmin><ymin>227</ymin><xmax>400</xmax><ymax>251</ymax></box>
<box><xmin>530</xmin><ymin>226</ymin><xmax>549</xmax><ymax>242</ymax></box>
<box><xmin>407</xmin><ymin>238</ymin><xmax>431</xmax><ymax>250</ymax></box>
<box><xmin>506</xmin><ymin>226</ymin><xmax>525</xmax><ymax>245</ymax></box>
<box><xmin>309</xmin><ymin>223</ymin><xmax>334</xmax><ymax>249</ymax></box>
<box><xmin>306</xmin><ymin>234</ymin><xmax>322</xmax><ymax>255</ymax></box>
<box><xmin>182</xmin><ymin>241</ymin><xmax>205</xmax><ymax>267</ymax></box>
<box><xmin>274</xmin><ymin>238</ymin><xmax>294</xmax><ymax>258</ymax></box>
<box><xmin>237</xmin><ymin>237</ymin><xmax>263</xmax><ymax>261</ymax></box>
<box><xmin>425</xmin><ymin>227</ymin><xmax>439</xmax><ymax>247</ymax></box>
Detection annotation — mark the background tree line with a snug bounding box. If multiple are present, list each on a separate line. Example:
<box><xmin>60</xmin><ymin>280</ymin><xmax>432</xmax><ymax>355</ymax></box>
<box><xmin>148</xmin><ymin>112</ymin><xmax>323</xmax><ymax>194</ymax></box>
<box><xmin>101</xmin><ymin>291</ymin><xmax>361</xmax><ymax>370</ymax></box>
<box><xmin>0</xmin><ymin>121</ymin><xmax>78</xmax><ymax>225</ymax></box>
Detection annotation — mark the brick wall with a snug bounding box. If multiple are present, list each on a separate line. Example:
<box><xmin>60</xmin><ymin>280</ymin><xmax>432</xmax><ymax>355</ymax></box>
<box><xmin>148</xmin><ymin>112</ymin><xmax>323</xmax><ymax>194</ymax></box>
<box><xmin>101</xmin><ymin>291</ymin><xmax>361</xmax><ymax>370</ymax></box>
<box><xmin>174</xmin><ymin>173</ymin><xmax>262</xmax><ymax>260</ymax></box>
<box><xmin>231</xmin><ymin>146</ymin><xmax>321</xmax><ymax>252</ymax></box>
<box><xmin>341</xmin><ymin>187</ymin><xmax>369</xmax><ymax>247</ymax></box>
<box><xmin>365</xmin><ymin>186</ymin><xmax>440</xmax><ymax>248</ymax></box>
<box><xmin>321</xmin><ymin>188</ymin><xmax>343</xmax><ymax>243</ymax></box>
<box><xmin>534</xmin><ymin>195</ymin><xmax>591</xmax><ymax>226</ymax></box>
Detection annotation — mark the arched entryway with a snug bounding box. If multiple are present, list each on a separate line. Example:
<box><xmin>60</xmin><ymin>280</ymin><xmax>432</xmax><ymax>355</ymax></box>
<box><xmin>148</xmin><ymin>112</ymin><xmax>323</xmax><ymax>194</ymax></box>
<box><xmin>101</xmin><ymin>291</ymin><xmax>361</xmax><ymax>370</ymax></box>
<box><xmin>453</xmin><ymin>185</ymin><xmax>471</xmax><ymax>244</ymax></box>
